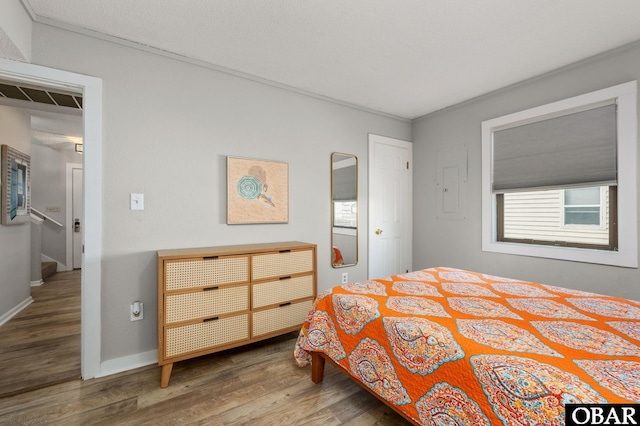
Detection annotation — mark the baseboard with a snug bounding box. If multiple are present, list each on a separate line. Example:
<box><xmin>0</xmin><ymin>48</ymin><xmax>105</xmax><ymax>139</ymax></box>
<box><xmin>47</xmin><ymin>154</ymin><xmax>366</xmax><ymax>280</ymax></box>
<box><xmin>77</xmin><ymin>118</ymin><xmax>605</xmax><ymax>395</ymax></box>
<box><xmin>30</xmin><ymin>279</ymin><xmax>44</xmax><ymax>287</ymax></box>
<box><xmin>40</xmin><ymin>253</ymin><xmax>67</xmax><ymax>272</ymax></box>
<box><xmin>0</xmin><ymin>296</ymin><xmax>34</xmax><ymax>326</ymax></box>
<box><xmin>97</xmin><ymin>349</ymin><xmax>157</xmax><ymax>378</ymax></box>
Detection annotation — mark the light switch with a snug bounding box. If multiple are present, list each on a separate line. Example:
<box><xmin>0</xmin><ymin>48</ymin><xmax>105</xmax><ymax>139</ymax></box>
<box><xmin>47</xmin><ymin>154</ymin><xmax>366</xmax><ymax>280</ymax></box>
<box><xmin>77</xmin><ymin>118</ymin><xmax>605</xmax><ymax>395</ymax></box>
<box><xmin>130</xmin><ymin>193</ymin><xmax>144</xmax><ymax>210</ymax></box>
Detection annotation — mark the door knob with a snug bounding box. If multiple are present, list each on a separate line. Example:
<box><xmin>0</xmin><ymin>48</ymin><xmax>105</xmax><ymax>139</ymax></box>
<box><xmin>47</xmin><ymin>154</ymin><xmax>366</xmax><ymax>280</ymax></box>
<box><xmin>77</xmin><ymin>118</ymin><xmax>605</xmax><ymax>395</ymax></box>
<box><xmin>375</xmin><ymin>229</ymin><xmax>383</xmax><ymax>235</ymax></box>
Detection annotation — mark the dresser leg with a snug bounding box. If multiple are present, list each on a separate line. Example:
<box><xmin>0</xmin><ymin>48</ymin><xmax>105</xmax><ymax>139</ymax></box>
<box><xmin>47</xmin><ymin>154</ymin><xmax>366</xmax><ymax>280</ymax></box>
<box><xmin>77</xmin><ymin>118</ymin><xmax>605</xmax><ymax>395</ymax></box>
<box><xmin>160</xmin><ymin>363</ymin><xmax>173</xmax><ymax>388</ymax></box>
<box><xmin>311</xmin><ymin>352</ymin><xmax>325</xmax><ymax>384</ymax></box>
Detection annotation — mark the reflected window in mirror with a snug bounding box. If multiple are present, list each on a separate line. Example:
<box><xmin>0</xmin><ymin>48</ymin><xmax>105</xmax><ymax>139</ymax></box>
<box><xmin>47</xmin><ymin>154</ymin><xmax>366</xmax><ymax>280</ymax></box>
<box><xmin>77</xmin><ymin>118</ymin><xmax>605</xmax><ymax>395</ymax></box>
<box><xmin>331</xmin><ymin>153</ymin><xmax>357</xmax><ymax>268</ymax></box>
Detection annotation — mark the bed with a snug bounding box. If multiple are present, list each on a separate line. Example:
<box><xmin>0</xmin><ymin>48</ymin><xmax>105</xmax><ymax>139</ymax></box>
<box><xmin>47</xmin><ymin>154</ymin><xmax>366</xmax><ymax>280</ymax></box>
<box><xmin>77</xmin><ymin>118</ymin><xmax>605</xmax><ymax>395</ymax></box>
<box><xmin>294</xmin><ymin>267</ymin><xmax>640</xmax><ymax>425</ymax></box>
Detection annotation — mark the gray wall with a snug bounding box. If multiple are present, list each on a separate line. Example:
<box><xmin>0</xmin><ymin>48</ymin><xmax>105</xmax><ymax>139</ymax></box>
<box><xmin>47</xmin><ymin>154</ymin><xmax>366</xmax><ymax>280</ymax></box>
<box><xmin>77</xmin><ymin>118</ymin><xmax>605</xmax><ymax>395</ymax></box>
<box><xmin>0</xmin><ymin>106</ymin><xmax>31</xmax><ymax>318</ymax></box>
<box><xmin>31</xmin><ymin>24</ymin><xmax>411</xmax><ymax>361</ymax></box>
<box><xmin>413</xmin><ymin>43</ymin><xmax>640</xmax><ymax>301</ymax></box>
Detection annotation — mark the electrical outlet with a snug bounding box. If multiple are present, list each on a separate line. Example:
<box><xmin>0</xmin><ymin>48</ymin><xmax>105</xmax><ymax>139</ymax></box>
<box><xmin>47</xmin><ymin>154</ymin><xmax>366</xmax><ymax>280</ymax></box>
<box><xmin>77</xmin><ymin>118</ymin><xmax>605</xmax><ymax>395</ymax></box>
<box><xmin>131</xmin><ymin>301</ymin><xmax>143</xmax><ymax>321</ymax></box>
<box><xmin>341</xmin><ymin>272</ymin><xmax>348</xmax><ymax>284</ymax></box>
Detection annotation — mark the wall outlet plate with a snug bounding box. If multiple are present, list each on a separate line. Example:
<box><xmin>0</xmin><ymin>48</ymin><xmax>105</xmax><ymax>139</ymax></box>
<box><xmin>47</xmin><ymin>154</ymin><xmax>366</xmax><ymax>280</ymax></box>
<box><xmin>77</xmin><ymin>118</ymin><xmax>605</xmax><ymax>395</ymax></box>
<box><xmin>131</xmin><ymin>302</ymin><xmax>143</xmax><ymax>321</ymax></box>
<box><xmin>341</xmin><ymin>272</ymin><xmax>348</xmax><ymax>284</ymax></box>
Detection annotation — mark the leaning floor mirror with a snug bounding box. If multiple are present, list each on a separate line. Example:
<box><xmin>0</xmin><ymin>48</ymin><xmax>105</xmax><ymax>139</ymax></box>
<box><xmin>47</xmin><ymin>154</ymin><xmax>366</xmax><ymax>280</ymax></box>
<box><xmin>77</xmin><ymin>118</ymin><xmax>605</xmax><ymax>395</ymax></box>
<box><xmin>331</xmin><ymin>153</ymin><xmax>358</xmax><ymax>267</ymax></box>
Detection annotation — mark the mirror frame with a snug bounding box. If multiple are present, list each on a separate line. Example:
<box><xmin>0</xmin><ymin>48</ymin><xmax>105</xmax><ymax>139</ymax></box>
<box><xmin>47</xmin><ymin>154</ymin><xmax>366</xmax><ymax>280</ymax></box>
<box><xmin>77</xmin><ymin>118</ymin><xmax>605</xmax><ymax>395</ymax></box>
<box><xmin>331</xmin><ymin>152</ymin><xmax>358</xmax><ymax>268</ymax></box>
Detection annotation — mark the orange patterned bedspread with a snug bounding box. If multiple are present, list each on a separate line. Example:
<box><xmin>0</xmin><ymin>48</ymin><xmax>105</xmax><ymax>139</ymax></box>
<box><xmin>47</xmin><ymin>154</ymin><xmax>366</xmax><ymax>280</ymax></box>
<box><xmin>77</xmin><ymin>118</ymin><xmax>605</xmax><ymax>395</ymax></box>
<box><xmin>293</xmin><ymin>267</ymin><xmax>640</xmax><ymax>425</ymax></box>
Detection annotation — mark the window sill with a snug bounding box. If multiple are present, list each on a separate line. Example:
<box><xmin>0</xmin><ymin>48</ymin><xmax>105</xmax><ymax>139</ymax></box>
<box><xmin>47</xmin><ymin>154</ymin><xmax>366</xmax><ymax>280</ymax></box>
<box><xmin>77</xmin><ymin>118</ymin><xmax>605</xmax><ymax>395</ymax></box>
<box><xmin>482</xmin><ymin>239</ymin><xmax>637</xmax><ymax>268</ymax></box>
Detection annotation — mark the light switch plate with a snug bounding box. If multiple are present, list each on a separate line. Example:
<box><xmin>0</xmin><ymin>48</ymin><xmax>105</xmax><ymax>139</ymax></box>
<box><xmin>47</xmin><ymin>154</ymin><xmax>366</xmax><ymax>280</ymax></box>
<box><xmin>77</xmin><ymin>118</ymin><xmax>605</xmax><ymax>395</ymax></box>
<box><xmin>130</xmin><ymin>193</ymin><xmax>144</xmax><ymax>210</ymax></box>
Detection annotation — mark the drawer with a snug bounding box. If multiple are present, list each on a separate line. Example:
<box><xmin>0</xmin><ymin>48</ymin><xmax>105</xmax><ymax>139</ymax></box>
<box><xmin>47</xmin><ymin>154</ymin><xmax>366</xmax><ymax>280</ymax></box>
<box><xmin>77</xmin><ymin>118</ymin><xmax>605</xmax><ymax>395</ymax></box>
<box><xmin>165</xmin><ymin>314</ymin><xmax>249</xmax><ymax>358</ymax></box>
<box><xmin>252</xmin><ymin>249</ymin><xmax>313</xmax><ymax>280</ymax></box>
<box><xmin>252</xmin><ymin>275</ymin><xmax>314</xmax><ymax>309</ymax></box>
<box><xmin>165</xmin><ymin>256</ymin><xmax>249</xmax><ymax>291</ymax></box>
<box><xmin>252</xmin><ymin>299</ymin><xmax>313</xmax><ymax>337</ymax></box>
<box><xmin>165</xmin><ymin>285</ymin><xmax>249</xmax><ymax>324</ymax></box>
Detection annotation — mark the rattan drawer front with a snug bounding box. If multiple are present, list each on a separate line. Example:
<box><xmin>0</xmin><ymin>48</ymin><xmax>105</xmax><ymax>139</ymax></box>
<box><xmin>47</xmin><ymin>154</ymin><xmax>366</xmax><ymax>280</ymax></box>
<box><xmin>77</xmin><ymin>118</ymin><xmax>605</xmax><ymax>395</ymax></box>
<box><xmin>252</xmin><ymin>299</ymin><xmax>313</xmax><ymax>337</ymax></box>
<box><xmin>252</xmin><ymin>249</ymin><xmax>313</xmax><ymax>280</ymax></box>
<box><xmin>165</xmin><ymin>314</ymin><xmax>249</xmax><ymax>358</ymax></box>
<box><xmin>165</xmin><ymin>256</ymin><xmax>249</xmax><ymax>291</ymax></box>
<box><xmin>252</xmin><ymin>275</ymin><xmax>314</xmax><ymax>309</ymax></box>
<box><xmin>165</xmin><ymin>285</ymin><xmax>249</xmax><ymax>324</ymax></box>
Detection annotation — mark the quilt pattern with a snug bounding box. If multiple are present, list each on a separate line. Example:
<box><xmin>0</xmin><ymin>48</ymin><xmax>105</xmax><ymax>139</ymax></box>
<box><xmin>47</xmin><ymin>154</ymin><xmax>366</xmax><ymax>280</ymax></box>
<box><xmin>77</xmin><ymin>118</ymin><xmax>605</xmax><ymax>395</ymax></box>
<box><xmin>294</xmin><ymin>267</ymin><xmax>640</xmax><ymax>425</ymax></box>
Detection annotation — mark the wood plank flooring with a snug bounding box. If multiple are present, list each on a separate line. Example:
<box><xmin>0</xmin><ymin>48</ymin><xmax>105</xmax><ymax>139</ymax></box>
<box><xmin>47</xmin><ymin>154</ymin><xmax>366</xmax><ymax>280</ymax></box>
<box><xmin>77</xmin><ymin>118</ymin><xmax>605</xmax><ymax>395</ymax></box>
<box><xmin>0</xmin><ymin>270</ymin><xmax>81</xmax><ymax>398</ymax></box>
<box><xmin>0</xmin><ymin>271</ymin><xmax>409</xmax><ymax>425</ymax></box>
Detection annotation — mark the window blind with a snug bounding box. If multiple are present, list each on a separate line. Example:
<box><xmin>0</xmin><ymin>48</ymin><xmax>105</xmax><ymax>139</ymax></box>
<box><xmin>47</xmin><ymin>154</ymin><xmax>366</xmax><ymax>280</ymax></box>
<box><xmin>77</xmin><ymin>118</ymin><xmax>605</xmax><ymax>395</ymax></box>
<box><xmin>492</xmin><ymin>103</ymin><xmax>617</xmax><ymax>193</ymax></box>
<box><xmin>332</xmin><ymin>165</ymin><xmax>357</xmax><ymax>200</ymax></box>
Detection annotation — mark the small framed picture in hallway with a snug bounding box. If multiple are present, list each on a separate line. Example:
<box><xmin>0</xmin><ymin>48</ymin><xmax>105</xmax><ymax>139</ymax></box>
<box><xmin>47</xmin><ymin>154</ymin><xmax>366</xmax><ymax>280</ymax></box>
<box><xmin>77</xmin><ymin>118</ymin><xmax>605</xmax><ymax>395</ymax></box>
<box><xmin>1</xmin><ymin>144</ymin><xmax>31</xmax><ymax>225</ymax></box>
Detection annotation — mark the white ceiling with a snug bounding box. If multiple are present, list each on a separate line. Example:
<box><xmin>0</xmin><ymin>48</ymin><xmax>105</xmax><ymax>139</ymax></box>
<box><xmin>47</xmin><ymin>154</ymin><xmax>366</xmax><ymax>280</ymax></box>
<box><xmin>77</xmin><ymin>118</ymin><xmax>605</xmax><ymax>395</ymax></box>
<box><xmin>20</xmin><ymin>0</ymin><xmax>640</xmax><ymax>121</ymax></box>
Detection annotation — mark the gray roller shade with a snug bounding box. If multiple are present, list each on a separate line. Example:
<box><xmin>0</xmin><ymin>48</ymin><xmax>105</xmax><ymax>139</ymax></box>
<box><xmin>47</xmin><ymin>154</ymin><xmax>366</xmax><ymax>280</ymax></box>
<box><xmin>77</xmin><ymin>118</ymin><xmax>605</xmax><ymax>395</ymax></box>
<box><xmin>492</xmin><ymin>103</ymin><xmax>617</xmax><ymax>193</ymax></box>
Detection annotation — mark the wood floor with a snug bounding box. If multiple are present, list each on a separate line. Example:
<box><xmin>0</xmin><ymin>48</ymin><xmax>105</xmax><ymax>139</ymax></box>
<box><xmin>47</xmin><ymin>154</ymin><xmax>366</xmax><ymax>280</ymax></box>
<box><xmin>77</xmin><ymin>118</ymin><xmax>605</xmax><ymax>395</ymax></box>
<box><xmin>0</xmin><ymin>271</ymin><xmax>409</xmax><ymax>425</ymax></box>
<box><xmin>0</xmin><ymin>270</ymin><xmax>81</xmax><ymax>398</ymax></box>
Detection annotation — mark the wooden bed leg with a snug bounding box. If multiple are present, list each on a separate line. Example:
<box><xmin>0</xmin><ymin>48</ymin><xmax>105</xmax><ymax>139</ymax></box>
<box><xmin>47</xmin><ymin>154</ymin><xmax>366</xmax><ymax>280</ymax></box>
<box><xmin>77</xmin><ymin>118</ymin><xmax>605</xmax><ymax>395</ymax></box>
<box><xmin>160</xmin><ymin>363</ymin><xmax>173</xmax><ymax>388</ymax></box>
<box><xmin>311</xmin><ymin>352</ymin><xmax>325</xmax><ymax>384</ymax></box>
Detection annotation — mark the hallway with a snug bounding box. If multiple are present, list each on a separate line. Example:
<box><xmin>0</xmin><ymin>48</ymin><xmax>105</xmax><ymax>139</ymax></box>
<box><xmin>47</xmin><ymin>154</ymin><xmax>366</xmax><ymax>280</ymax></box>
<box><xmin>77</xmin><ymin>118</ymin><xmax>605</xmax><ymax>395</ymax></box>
<box><xmin>0</xmin><ymin>270</ymin><xmax>80</xmax><ymax>397</ymax></box>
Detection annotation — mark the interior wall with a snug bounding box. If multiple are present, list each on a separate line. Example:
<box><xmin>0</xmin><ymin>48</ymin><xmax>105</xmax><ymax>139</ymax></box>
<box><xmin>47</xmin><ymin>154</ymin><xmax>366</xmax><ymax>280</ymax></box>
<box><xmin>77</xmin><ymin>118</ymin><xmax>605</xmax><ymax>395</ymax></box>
<box><xmin>0</xmin><ymin>105</ymin><xmax>32</xmax><ymax>319</ymax></box>
<box><xmin>413</xmin><ymin>43</ymin><xmax>640</xmax><ymax>301</ymax></box>
<box><xmin>0</xmin><ymin>0</ymin><xmax>32</xmax><ymax>62</ymax></box>
<box><xmin>31</xmin><ymin>23</ymin><xmax>411</xmax><ymax>362</ymax></box>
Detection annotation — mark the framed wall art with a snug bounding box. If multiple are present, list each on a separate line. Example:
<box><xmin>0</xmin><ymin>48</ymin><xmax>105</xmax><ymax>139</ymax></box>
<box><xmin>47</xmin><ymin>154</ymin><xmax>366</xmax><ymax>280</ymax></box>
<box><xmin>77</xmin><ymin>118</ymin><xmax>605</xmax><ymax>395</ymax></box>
<box><xmin>1</xmin><ymin>144</ymin><xmax>31</xmax><ymax>225</ymax></box>
<box><xmin>227</xmin><ymin>156</ymin><xmax>289</xmax><ymax>224</ymax></box>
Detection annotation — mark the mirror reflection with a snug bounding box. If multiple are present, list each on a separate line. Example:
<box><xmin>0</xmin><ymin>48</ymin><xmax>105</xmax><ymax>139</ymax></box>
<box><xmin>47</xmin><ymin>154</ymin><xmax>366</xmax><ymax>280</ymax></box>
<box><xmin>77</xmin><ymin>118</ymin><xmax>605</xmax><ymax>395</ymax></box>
<box><xmin>331</xmin><ymin>153</ymin><xmax>358</xmax><ymax>267</ymax></box>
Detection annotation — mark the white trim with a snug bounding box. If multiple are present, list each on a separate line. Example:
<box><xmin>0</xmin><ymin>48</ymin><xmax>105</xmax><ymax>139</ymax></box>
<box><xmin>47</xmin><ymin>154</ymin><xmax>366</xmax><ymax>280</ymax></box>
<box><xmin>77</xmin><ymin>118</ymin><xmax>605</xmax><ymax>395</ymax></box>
<box><xmin>31</xmin><ymin>18</ymin><xmax>409</xmax><ymax>123</ymax></box>
<box><xmin>31</xmin><ymin>279</ymin><xmax>44</xmax><ymax>286</ymax></box>
<box><xmin>0</xmin><ymin>58</ymin><xmax>104</xmax><ymax>379</ymax></box>
<box><xmin>66</xmin><ymin>162</ymin><xmax>82</xmax><ymax>271</ymax></box>
<box><xmin>0</xmin><ymin>296</ymin><xmax>33</xmax><ymax>326</ymax></box>
<box><xmin>97</xmin><ymin>350</ymin><xmax>157</xmax><ymax>378</ymax></box>
<box><xmin>482</xmin><ymin>81</ymin><xmax>638</xmax><ymax>268</ymax></box>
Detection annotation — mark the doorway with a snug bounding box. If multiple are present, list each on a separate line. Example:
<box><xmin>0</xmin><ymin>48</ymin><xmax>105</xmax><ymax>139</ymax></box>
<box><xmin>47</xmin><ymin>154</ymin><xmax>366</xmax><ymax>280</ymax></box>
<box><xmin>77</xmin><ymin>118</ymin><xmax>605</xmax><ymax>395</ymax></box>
<box><xmin>0</xmin><ymin>58</ymin><xmax>103</xmax><ymax>379</ymax></box>
<box><xmin>368</xmin><ymin>133</ymin><xmax>413</xmax><ymax>279</ymax></box>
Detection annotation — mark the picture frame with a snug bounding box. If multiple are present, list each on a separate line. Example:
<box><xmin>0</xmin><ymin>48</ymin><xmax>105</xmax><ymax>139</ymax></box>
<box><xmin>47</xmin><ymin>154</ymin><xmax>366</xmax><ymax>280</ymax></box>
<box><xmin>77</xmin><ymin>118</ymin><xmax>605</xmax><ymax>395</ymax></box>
<box><xmin>227</xmin><ymin>156</ymin><xmax>289</xmax><ymax>224</ymax></box>
<box><xmin>1</xmin><ymin>144</ymin><xmax>31</xmax><ymax>225</ymax></box>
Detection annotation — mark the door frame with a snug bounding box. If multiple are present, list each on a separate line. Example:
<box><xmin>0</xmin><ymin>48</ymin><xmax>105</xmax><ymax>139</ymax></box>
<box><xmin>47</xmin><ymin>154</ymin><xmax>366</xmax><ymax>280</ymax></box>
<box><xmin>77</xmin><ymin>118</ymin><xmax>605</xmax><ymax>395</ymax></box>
<box><xmin>0</xmin><ymin>58</ymin><xmax>103</xmax><ymax>380</ymax></box>
<box><xmin>66</xmin><ymin>162</ymin><xmax>82</xmax><ymax>270</ymax></box>
<box><xmin>367</xmin><ymin>133</ymin><xmax>413</xmax><ymax>279</ymax></box>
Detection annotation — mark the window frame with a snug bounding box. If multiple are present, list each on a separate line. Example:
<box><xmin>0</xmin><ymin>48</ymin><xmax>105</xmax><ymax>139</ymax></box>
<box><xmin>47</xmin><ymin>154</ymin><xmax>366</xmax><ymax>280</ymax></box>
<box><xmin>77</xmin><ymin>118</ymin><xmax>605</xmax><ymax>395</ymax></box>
<box><xmin>482</xmin><ymin>81</ymin><xmax>637</xmax><ymax>268</ymax></box>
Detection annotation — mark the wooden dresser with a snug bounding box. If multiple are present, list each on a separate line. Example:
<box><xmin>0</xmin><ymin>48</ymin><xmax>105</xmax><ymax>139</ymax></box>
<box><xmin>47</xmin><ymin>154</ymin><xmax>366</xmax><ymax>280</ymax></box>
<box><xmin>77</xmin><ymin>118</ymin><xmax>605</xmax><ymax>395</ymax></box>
<box><xmin>157</xmin><ymin>241</ymin><xmax>316</xmax><ymax>387</ymax></box>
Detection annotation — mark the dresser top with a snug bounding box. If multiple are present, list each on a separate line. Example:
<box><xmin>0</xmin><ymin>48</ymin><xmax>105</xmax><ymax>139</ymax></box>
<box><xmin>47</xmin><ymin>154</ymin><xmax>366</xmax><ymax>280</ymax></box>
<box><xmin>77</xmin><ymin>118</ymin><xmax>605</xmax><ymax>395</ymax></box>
<box><xmin>158</xmin><ymin>241</ymin><xmax>315</xmax><ymax>259</ymax></box>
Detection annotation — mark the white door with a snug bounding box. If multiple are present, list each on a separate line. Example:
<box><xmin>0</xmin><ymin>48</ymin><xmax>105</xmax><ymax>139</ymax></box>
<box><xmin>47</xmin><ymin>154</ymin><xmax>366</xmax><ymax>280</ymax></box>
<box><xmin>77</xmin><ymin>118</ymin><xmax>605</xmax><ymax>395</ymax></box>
<box><xmin>72</xmin><ymin>167</ymin><xmax>83</xmax><ymax>269</ymax></box>
<box><xmin>368</xmin><ymin>134</ymin><xmax>412</xmax><ymax>279</ymax></box>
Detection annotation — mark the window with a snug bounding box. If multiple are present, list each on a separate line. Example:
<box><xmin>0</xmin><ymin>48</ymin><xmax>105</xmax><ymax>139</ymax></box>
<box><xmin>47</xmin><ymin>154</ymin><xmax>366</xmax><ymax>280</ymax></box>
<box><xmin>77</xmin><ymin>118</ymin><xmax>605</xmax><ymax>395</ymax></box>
<box><xmin>482</xmin><ymin>82</ymin><xmax>637</xmax><ymax>267</ymax></box>
<box><xmin>499</xmin><ymin>186</ymin><xmax>615</xmax><ymax>250</ymax></box>
<box><xmin>563</xmin><ymin>187</ymin><xmax>602</xmax><ymax>226</ymax></box>
<box><xmin>333</xmin><ymin>200</ymin><xmax>357</xmax><ymax>228</ymax></box>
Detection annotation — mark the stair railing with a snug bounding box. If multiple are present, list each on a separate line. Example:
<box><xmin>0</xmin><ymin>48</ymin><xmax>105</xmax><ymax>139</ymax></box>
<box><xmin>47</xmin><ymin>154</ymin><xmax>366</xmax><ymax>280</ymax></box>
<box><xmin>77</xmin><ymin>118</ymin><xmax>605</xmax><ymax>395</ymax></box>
<box><xmin>31</xmin><ymin>208</ymin><xmax>64</xmax><ymax>228</ymax></box>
